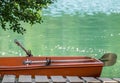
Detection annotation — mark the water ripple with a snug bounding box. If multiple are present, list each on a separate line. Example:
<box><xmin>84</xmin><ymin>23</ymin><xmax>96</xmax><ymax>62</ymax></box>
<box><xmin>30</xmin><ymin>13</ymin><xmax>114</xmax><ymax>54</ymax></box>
<box><xmin>43</xmin><ymin>0</ymin><xmax>120</xmax><ymax>16</ymax></box>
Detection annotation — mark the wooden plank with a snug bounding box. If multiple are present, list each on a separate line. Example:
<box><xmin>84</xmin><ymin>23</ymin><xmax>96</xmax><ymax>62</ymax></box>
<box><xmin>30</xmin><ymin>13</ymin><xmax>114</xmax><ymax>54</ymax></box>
<box><xmin>0</xmin><ymin>77</ymin><xmax>2</xmax><ymax>83</ymax></box>
<box><xmin>66</xmin><ymin>76</ymin><xmax>84</xmax><ymax>83</ymax></box>
<box><xmin>97</xmin><ymin>78</ymin><xmax>117</xmax><ymax>83</ymax></box>
<box><xmin>113</xmin><ymin>78</ymin><xmax>120</xmax><ymax>82</ymax></box>
<box><xmin>18</xmin><ymin>75</ymin><xmax>32</xmax><ymax>83</ymax></box>
<box><xmin>51</xmin><ymin>76</ymin><xmax>66</xmax><ymax>83</ymax></box>
<box><xmin>82</xmin><ymin>77</ymin><xmax>101</xmax><ymax>83</ymax></box>
<box><xmin>2</xmin><ymin>75</ymin><xmax>16</xmax><ymax>83</ymax></box>
<box><xmin>35</xmin><ymin>75</ymin><xmax>49</xmax><ymax>83</ymax></box>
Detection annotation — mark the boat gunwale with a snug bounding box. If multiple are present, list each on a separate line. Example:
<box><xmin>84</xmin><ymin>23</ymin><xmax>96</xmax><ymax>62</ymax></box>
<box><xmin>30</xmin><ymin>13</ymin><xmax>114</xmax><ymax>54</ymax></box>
<box><xmin>0</xmin><ymin>56</ymin><xmax>104</xmax><ymax>70</ymax></box>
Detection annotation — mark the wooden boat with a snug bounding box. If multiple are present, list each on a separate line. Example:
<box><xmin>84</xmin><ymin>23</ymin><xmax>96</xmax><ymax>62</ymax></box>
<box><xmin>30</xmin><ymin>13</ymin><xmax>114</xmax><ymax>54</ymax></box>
<box><xmin>0</xmin><ymin>40</ymin><xmax>117</xmax><ymax>77</ymax></box>
<box><xmin>0</xmin><ymin>56</ymin><xmax>104</xmax><ymax>77</ymax></box>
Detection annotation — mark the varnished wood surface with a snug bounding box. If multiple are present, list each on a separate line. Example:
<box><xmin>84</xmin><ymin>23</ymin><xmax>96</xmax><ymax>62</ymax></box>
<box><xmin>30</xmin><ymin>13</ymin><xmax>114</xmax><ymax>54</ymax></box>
<box><xmin>0</xmin><ymin>56</ymin><xmax>103</xmax><ymax>77</ymax></box>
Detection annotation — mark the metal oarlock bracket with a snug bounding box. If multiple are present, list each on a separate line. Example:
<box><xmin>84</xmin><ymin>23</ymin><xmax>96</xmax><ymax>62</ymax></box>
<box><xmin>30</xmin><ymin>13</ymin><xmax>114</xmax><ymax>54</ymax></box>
<box><xmin>45</xmin><ymin>58</ymin><xmax>51</xmax><ymax>66</ymax></box>
<box><xmin>23</xmin><ymin>58</ymin><xmax>52</xmax><ymax>66</ymax></box>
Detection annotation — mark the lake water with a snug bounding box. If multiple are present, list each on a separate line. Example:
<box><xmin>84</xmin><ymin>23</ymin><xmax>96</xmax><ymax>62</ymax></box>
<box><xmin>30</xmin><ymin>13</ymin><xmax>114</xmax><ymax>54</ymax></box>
<box><xmin>0</xmin><ymin>0</ymin><xmax>120</xmax><ymax>77</ymax></box>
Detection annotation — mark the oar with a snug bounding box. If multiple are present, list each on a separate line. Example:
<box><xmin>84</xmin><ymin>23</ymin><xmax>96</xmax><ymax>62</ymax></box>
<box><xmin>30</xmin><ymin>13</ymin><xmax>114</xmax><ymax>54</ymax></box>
<box><xmin>99</xmin><ymin>53</ymin><xmax>117</xmax><ymax>66</ymax></box>
<box><xmin>14</xmin><ymin>39</ymin><xmax>33</xmax><ymax>57</ymax></box>
<box><xmin>23</xmin><ymin>53</ymin><xmax>117</xmax><ymax>66</ymax></box>
<box><xmin>23</xmin><ymin>58</ymin><xmax>95</xmax><ymax>65</ymax></box>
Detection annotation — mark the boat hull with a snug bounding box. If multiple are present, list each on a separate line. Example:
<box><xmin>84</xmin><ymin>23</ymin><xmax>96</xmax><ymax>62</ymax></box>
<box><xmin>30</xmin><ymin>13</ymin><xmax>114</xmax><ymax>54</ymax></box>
<box><xmin>0</xmin><ymin>56</ymin><xmax>103</xmax><ymax>77</ymax></box>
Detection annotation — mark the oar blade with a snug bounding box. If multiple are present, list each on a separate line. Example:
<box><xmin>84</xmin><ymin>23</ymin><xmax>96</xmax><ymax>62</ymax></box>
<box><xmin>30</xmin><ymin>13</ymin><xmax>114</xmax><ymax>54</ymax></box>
<box><xmin>100</xmin><ymin>53</ymin><xmax>117</xmax><ymax>66</ymax></box>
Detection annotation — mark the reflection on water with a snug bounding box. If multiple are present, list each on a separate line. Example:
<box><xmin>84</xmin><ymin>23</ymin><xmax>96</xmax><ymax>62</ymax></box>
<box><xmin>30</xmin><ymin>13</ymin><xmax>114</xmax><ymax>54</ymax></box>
<box><xmin>0</xmin><ymin>0</ymin><xmax>120</xmax><ymax>77</ymax></box>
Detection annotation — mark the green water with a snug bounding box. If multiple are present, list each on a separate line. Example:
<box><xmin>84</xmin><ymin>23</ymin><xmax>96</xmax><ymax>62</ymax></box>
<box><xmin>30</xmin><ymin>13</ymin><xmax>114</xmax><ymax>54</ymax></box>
<box><xmin>0</xmin><ymin>13</ymin><xmax>120</xmax><ymax>77</ymax></box>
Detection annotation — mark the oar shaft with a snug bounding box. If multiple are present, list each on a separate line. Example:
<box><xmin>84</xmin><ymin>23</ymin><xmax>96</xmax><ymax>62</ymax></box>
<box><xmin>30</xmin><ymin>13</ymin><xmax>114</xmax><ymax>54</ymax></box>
<box><xmin>17</xmin><ymin>43</ymin><xmax>28</xmax><ymax>54</ymax></box>
<box><xmin>14</xmin><ymin>39</ymin><xmax>33</xmax><ymax>56</ymax></box>
<box><xmin>24</xmin><ymin>60</ymin><xmax>46</xmax><ymax>64</ymax></box>
<box><xmin>52</xmin><ymin>59</ymin><xmax>94</xmax><ymax>63</ymax></box>
<box><xmin>23</xmin><ymin>59</ymin><xmax>94</xmax><ymax>64</ymax></box>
